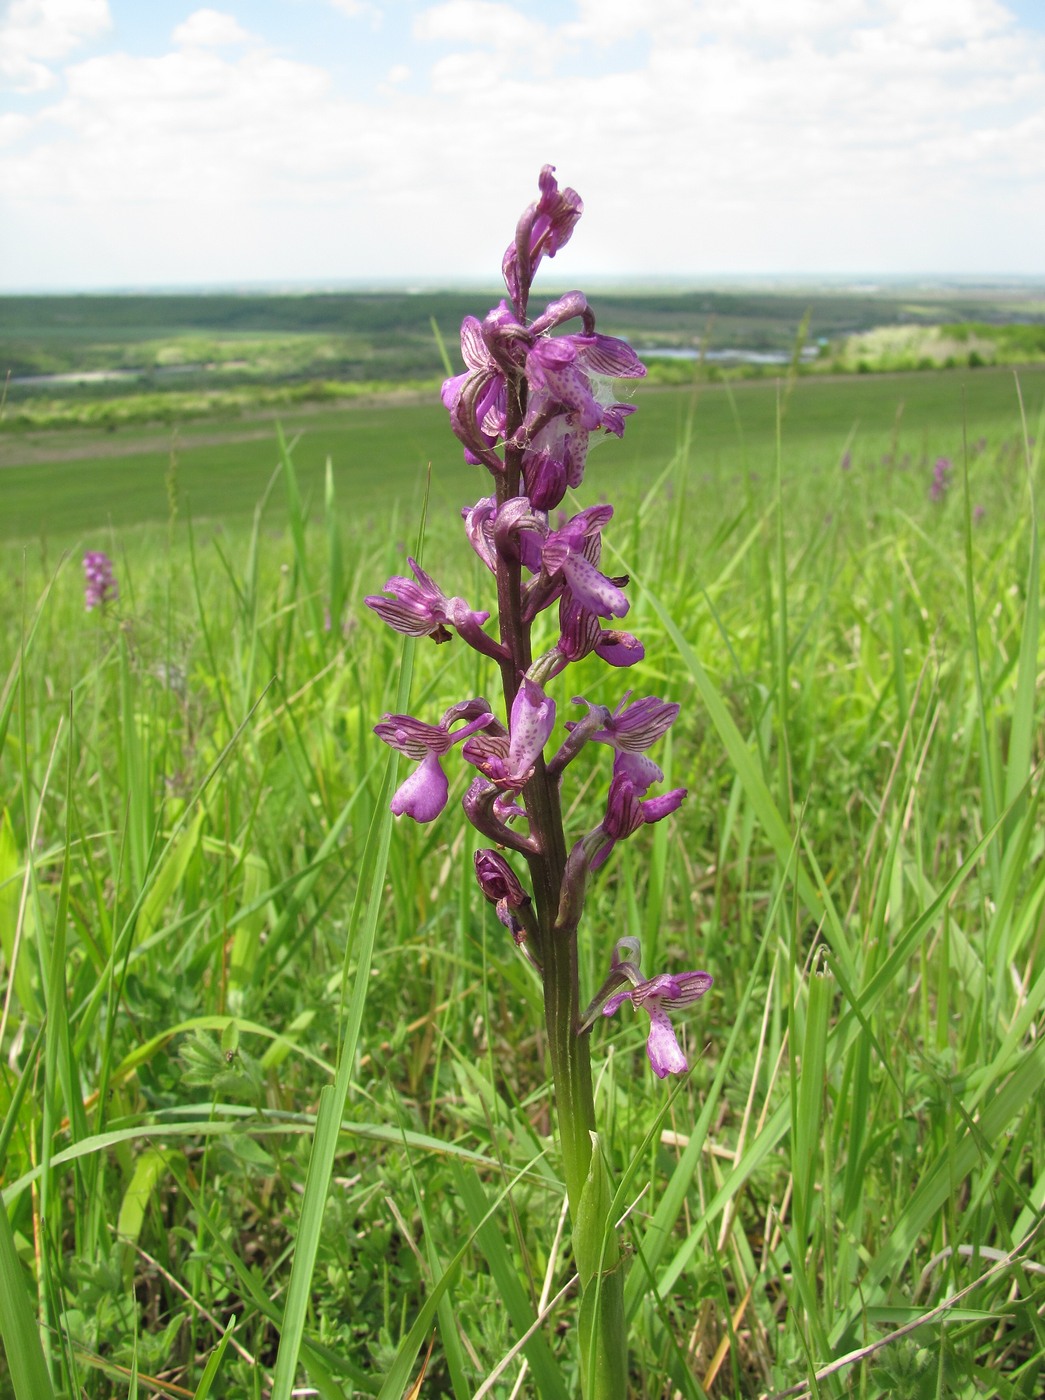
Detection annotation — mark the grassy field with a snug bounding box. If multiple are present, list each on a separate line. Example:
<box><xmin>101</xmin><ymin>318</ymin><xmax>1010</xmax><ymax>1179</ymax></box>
<box><xmin>1</xmin><ymin>366</ymin><xmax>1044</xmax><ymax>1397</ymax></box>
<box><xmin>4</xmin><ymin>365</ymin><xmax>1045</xmax><ymax>540</ymax></box>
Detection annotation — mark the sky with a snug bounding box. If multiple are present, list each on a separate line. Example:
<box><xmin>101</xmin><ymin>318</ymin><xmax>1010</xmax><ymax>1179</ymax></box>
<box><xmin>2</xmin><ymin>0</ymin><xmax>1045</xmax><ymax>291</ymax></box>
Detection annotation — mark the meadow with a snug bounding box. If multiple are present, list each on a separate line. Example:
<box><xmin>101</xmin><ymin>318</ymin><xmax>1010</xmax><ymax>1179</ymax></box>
<box><xmin>1</xmin><ymin>363</ymin><xmax>1044</xmax><ymax>1398</ymax></box>
<box><xmin>4</xmin><ymin>366</ymin><xmax>1045</xmax><ymax>538</ymax></box>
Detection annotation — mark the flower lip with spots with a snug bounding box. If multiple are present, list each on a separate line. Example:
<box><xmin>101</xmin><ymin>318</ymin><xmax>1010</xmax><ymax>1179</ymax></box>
<box><xmin>462</xmin><ymin>677</ymin><xmax>556</xmax><ymax>792</ymax></box>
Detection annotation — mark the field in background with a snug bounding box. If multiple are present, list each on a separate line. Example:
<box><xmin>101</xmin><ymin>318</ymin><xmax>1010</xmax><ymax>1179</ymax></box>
<box><xmin>1</xmin><ymin>322</ymin><xmax>1044</xmax><ymax>1395</ymax></box>
<box><xmin>4</xmin><ymin>284</ymin><xmax>1039</xmax><ymax>382</ymax></box>
<box><xmin>3</xmin><ymin>281</ymin><xmax>1045</xmax><ymax>434</ymax></box>
<box><xmin>4</xmin><ymin>365</ymin><xmax>1045</xmax><ymax>541</ymax></box>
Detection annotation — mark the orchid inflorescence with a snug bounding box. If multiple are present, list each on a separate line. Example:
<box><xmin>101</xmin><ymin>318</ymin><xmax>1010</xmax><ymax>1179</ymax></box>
<box><xmin>365</xmin><ymin>165</ymin><xmax>711</xmax><ymax>1084</ymax></box>
<box><xmin>929</xmin><ymin>454</ymin><xmax>953</xmax><ymax>502</ymax></box>
<box><xmin>83</xmin><ymin>550</ymin><xmax>118</xmax><ymax>611</ymax></box>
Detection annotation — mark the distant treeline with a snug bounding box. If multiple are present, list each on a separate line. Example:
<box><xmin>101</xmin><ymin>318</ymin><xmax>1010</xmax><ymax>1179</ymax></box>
<box><xmin>4</xmin><ymin>283</ymin><xmax>1043</xmax><ymax>361</ymax></box>
<box><xmin>3</xmin><ymin>286</ymin><xmax>1045</xmax><ymax>427</ymax></box>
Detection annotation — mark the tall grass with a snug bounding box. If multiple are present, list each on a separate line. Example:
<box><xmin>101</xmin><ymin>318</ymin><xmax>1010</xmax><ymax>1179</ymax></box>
<box><xmin>1</xmin><ymin>382</ymin><xmax>1043</xmax><ymax>1397</ymax></box>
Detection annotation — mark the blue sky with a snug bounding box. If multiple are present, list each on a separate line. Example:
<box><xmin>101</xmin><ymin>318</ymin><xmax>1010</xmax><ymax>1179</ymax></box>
<box><xmin>2</xmin><ymin>0</ymin><xmax>1045</xmax><ymax>290</ymax></box>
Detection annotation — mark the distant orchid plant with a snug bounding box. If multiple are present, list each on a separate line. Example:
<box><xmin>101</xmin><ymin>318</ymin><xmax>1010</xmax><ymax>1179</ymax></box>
<box><xmin>365</xmin><ymin>166</ymin><xmax>711</xmax><ymax>1397</ymax></box>
<box><xmin>929</xmin><ymin>454</ymin><xmax>953</xmax><ymax>502</ymax></box>
<box><xmin>83</xmin><ymin>550</ymin><xmax>118</xmax><ymax>610</ymax></box>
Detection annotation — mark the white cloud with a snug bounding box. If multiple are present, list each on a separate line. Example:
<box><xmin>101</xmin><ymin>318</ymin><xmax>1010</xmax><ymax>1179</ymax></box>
<box><xmin>414</xmin><ymin>1</ymin><xmax>555</xmax><ymax>73</ymax></box>
<box><xmin>171</xmin><ymin>10</ymin><xmax>253</xmax><ymax>49</ymax></box>
<box><xmin>0</xmin><ymin>111</ymin><xmax>32</xmax><ymax>144</ymax></box>
<box><xmin>5</xmin><ymin>45</ymin><xmax>349</xmax><ymax>204</ymax></box>
<box><xmin>1</xmin><ymin>0</ymin><xmax>1043</xmax><ymax>285</ymax></box>
<box><xmin>326</xmin><ymin>0</ymin><xmax>383</xmax><ymax>22</ymax></box>
<box><xmin>0</xmin><ymin>0</ymin><xmax>111</xmax><ymax>92</ymax></box>
<box><xmin>414</xmin><ymin>0</ymin><xmax>548</xmax><ymax>49</ymax></box>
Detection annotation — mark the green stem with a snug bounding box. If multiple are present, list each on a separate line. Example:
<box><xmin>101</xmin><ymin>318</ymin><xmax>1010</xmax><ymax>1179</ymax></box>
<box><xmin>495</xmin><ymin>394</ymin><xmax>627</xmax><ymax>1399</ymax></box>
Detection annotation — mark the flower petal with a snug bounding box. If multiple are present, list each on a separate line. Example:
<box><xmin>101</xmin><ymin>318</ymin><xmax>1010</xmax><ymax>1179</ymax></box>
<box><xmin>374</xmin><ymin>713</ymin><xmax>453</xmax><ymax>759</ymax></box>
<box><xmin>595</xmin><ymin>630</ymin><xmax>645</xmax><ymax>667</ymax></box>
<box><xmin>605</xmin><ymin>696</ymin><xmax>680</xmax><ymax>750</ymax></box>
<box><xmin>640</xmin><ymin>787</ymin><xmax>688</xmax><ymax>823</ymax></box>
<box><xmin>575</xmin><ymin>333</ymin><xmax>647</xmax><ymax>379</ymax></box>
<box><xmin>562</xmin><ymin>553</ymin><xmax>629</xmax><ymax>619</ymax></box>
<box><xmin>508</xmin><ymin>678</ymin><xmax>556</xmax><ymax>779</ymax></box>
<box><xmin>602</xmin><ymin>990</ymin><xmax>633</xmax><ymax>1018</ymax></box>
<box><xmin>390</xmin><ymin>752</ymin><xmax>449</xmax><ymax>823</ymax></box>
<box><xmin>645</xmin><ymin>1005</ymin><xmax>689</xmax><ymax>1079</ymax></box>
<box><xmin>633</xmin><ymin>971</ymin><xmax>713</xmax><ymax>1007</ymax></box>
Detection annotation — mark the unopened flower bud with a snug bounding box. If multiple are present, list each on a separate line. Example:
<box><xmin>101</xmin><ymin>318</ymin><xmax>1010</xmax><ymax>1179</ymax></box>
<box><xmin>474</xmin><ymin>850</ymin><xmax>528</xmax><ymax>909</ymax></box>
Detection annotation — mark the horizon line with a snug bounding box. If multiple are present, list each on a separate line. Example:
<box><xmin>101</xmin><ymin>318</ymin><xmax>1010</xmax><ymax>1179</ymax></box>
<box><xmin>3</xmin><ymin>271</ymin><xmax>1045</xmax><ymax>297</ymax></box>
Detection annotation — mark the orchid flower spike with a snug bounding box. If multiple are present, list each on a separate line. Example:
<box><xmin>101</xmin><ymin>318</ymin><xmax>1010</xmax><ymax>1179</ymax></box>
<box><xmin>84</xmin><ymin>551</ymin><xmax>118</xmax><ymax>610</ymax></box>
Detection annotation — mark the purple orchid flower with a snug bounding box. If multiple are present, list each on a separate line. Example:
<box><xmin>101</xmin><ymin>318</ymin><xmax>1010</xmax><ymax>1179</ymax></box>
<box><xmin>523</xmin><ymin>328</ymin><xmax>645</xmax><ymax>435</ymax></box>
<box><xmin>440</xmin><ymin>305</ymin><xmax>517</xmax><ymax>471</ymax></box>
<box><xmin>502</xmin><ymin>164</ymin><xmax>583</xmax><ymax>316</ymax></box>
<box><xmin>929</xmin><ymin>455</ymin><xmax>952</xmax><ymax>503</ymax></box>
<box><xmin>462</xmin><ymin>676</ymin><xmax>556</xmax><ymax>792</ymax></box>
<box><xmin>589</xmin><ymin>751</ymin><xmax>687</xmax><ymax>870</ymax></box>
<box><xmin>538</xmin><ymin>505</ymin><xmax>630</xmax><ymax>619</ymax></box>
<box><xmin>365</xmin><ymin>557</ymin><xmax>505</xmax><ymax>661</ymax></box>
<box><xmin>512</xmin><ymin>308</ymin><xmax>643</xmax><ymax>508</ymax></box>
<box><xmin>519</xmin><ymin>414</ymin><xmax>588</xmax><ymax>511</ymax></box>
<box><xmin>474</xmin><ymin>849</ymin><xmax>528</xmax><ymax>909</ymax></box>
<box><xmin>474</xmin><ymin>849</ymin><xmax>535</xmax><ymax>946</ymax></box>
<box><xmin>462</xmin><ymin>777</ymin><xmax>536</xmax><ymax>855</ymax></box>
<box><xmin>374</xmin><ymin>699</ymin><xmax>495</xmax><ymax>822</ymax></box>
<box><xmin>601</xmin><ymin>937</ymin><xmax>713</xmax><ymax>1079</ymax></box>
<box><xmin>443</xmin><ymin>284</ymin><xmax>644</xmax><ymax>478</ymax></box>
<box><xmin>491</xmin><ymin>498</ymin><xmax>629</xmax><ymax>622</ymax></box>
<box><xmin>462</xmin><ymin>496</ymin><xmax>499</xmax><ymax>573</ymax></box>
<box><xmin>547</xmin><ymin>590</ymin><xmax>644</xmax><ymax>676</ymax></box>
<box><xmin>567</xmin><ymin>693</ymin><xmax>680</xmax><ymax>785</ymax></box>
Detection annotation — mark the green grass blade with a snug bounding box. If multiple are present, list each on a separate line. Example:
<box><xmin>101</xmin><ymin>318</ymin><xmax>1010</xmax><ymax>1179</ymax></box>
<box><xmin>791</xmin><ymin>950</ymin><xmax>832</xmax><ymax>1247</ymax></box>
<box><xmin>1001</xmin><ymin>454</ymin><xmax>1038</xmax><ymax>842</ymax></box>
<box><xmin>2</xmin><ymin>1108</ymin><xmax>495</xmax><ymax>1208</ymax></box>
<box><xmin>453</xmin><ymin>1161</ymin><xmax>570</xmax><ymax>1400</ymax></box>
<box><xmin>324</xmin><ymin>455</ymin><xmax>345</xmax><ymax>634</ymax></box>
<box><xmin>430</xmin><ymin>315</ymin><xmax>455</xmax><ymax>378</ymax></box>
<box><xmin>268</xmin><ymin>1084</ymin><xmax>344</xmax><ymax>1400</ymax></box>
<box><xmin>374</xmin><ymin>1155</ymin><xmax>550</xmax><ymax>1400</ymax></box>
<box><xmin>0</xmin><ymin>1197</ymin><xmax>56</xmax><ymax>1400</ymax></box>
<box><xmin>269</xmin><ymin>525</ymin><xmax>422</xmax><ymax>1397</ymax></box>
<box><xmin>192</xmin><ymin>1317</ymin><xmax>236</xmax><ymax>1399</ymax></box>
<box><xmin>0</xmin><ymin>554</ymin><xmax>61</xmax><ymax>759</ymax></box>
<box><xmin>277</xmin><ymin>423</ymin><xmax>325</xmax><ymax>639</ymax></box>
<box><xmin>610</xmin><ymin>542</ymin><xmax>832</xmax><ymax>935</ymax></box>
